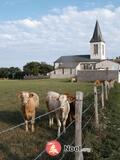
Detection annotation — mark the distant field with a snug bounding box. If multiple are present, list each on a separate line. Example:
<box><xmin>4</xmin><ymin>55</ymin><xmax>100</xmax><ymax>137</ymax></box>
<box><xmin>0</xmin><ymin>79</ymin><xmax>93</xmax><ymax>160</ymax></box>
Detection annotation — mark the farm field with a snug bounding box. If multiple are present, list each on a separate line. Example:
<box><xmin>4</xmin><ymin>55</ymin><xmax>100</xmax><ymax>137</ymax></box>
<box><xmin>0</xmin><ymin>79</ymin><xmax>94</xmax><ymax>160</ymax></box>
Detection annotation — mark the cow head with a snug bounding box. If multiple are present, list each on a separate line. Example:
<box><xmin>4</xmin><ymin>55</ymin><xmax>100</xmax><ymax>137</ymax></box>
<box><xmin>17</xmin><ymin>91</ymin><xmax>32</xmax><ymax>105</ymax></box>
<box><xmin>59</xmin><ymin>94</ymin><xmax>68</xmax><ymax>110</ymax></box>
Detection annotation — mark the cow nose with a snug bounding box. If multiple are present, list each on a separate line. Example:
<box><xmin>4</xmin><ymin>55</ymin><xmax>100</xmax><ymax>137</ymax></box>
<box><xmin>23</xmin><ymin>101</ymin><xmax>27</xmax><ymax>105</ymax></box>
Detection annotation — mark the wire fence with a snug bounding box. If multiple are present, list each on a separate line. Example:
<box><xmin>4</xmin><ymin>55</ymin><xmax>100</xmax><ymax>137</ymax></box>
<box><xmin>0</xmin><ymin>91</ymin><xmax>95</xmax><ymax>160</ymax></box>
<box><xmin>0</xmin><ymin>94</ymin><xmax>94</xmax><ymax>135</ymax></box>
<box><xmin>32</xmin><ymin>120</ymin><xmax>75</xmax><ymax>160</ymax></box>
<box><xmin>0</xmin><ymin>80</ymin><xmax>113</xmax><ymax>160</ymax></box>
<box><xmin>0</xmin><ymin>107</ymin><xmax>60</xmax><ymax>135</ymax></box>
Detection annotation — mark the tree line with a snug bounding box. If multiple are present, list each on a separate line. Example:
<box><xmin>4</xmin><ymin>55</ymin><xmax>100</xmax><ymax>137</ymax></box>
<box><xmin>0</xmin><ymin>62</ymin><xmax>53</xmax><ymax>79</ymax></box>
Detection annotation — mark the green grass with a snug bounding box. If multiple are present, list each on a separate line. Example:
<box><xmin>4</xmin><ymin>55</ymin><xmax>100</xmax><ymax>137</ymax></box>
<box><xmin>84</xmin><ymin>83</ymin><xmax>120</xmax><ymax>160</ymax></box>
<box><xmin>99</xmin><ymin>83</ymin><xmax>120</xmax><ymax>160</ymax></box>
<box><xmin>0</xmin><ymin>79</ymin><xmax>93</xmax><ymax>160</ymax></box>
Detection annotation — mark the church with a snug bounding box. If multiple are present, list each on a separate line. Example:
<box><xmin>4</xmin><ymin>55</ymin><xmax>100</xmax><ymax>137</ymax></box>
<box><xmin>50</xmin><ymin>20</ymin><xmax>120</xmax><ymax>79</ymax></box>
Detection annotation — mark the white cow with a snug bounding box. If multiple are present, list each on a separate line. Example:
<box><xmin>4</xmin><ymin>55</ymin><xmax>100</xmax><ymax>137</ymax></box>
<box><xmin>46</xmin><ymin>91</ymin><xmax>70</xmax><ymax>137</ymax></box>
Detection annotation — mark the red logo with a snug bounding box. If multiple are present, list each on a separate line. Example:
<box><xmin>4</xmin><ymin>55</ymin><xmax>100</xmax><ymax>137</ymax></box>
<box><xmin>45</xmin><ymin>140</ymin><xmax>61</xmax><ymax>156</ymax></box>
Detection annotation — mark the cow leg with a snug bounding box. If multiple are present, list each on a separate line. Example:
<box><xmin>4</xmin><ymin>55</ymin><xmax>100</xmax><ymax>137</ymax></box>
<box><xmin>51</xmin><ymin>117</ymin><xmax>54</xmax><ymax>126</ymax></box>
<box><xmin>25</xmin><ymin>120</ymin><xmax>29</xmax><ymax>132</ymax></box>
<box><xmin>31</xmin><ymin>117</ymin><xmax>35</xmax><ymax>132</ymax></box>
<box><xmin>56</xmin><ymin>114</ymin><xmax>61</xmax><ymax>137</ymax></box>
<box><xmin>63</xmin><ymin>115</ymin><xmax>68</xmax><ymax>134</ymax></box>
<box><xmin>69</xmin><ymin>114</ymin><xmax>72</xmax><ymax>122</ymax></box>
<box><xmin>63</xmin><ymin>120</ymin><xmax>66</xmax><ymax>133</ymax></box>
<box><xmin>49</xmin><ymin>115</ymin><xmax>52</xmax><ymax>127</ymax></box>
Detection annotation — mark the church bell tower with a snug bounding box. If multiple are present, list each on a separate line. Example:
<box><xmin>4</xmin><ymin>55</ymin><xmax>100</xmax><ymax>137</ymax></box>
<box><xmin>90</xmin><ymin>20</ymin><xmax>106</xmax><ymax>60</ymax></box>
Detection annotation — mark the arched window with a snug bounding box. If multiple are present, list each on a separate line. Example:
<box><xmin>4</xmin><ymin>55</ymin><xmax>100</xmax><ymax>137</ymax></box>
<box><xmin>94</xmin><ymin>44</ymin><xmax>98</xmax><ymax>54</ymax></box>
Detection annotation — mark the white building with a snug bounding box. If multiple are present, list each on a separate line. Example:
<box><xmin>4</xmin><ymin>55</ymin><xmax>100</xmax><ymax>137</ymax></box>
<box><xmin>50</xmin><ymin>20</ymin><xmax>120</xmax><ymax>80</ymax></box>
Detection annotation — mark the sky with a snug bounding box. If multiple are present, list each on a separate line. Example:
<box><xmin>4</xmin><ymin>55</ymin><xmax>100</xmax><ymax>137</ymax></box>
<box><xmin>0</xmin><ymin>0</ymin><xmax>120</xmax><ymax>68</ymax></box>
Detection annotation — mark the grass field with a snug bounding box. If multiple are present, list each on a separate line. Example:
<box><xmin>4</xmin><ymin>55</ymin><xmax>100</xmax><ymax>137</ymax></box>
<box><xmin>0</xmin><ymin>79</ymin><xmax>94</xmax><ymax>160</ymax></box>
<box><xmin>98</xmin><ymin>83</ymin><xmax>120</xmax><ymax>160</ymax></box>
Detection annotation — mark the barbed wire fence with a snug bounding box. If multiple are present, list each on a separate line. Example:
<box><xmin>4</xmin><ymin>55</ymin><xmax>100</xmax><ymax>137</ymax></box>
<box><xmin>0</xmin><ymin>80</ymin><xmax>116</xmax><ymax>160</ymax></box>
<box><xmin>32</xmin><ymin>89</ymin><xmax>96</xmax><ymax>160</ymax></box>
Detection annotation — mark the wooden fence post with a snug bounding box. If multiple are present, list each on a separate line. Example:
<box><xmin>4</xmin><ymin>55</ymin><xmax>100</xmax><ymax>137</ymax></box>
<box><xmin>75</xmin><ymin>91</ymin><xmax>84</xmax><ymax>160</ymax></box>
<box><xmin>101</xmin><ymin>83</ymin><xmax>105</xmax><ymax>109</ymax></box>
<box><xmin>94</xmin><ymin>86</ymin><xmax>99</xmax><ymax>129</ymax></box>
<box><xmin>105</xmin><ymin>81</ymin><xmax>108</xmax><ymax>100</ymax></box>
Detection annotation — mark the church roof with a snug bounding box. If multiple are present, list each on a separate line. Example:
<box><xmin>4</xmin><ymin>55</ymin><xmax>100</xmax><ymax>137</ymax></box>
<box><xmin>54</xmin><ymin>55</ymin><xmax>90</xmax><ymax>63</ymax></box>
<box><xmin>90</xmin><ymin>20</ymin><xmax>105</xmax><ymax>43</ymax></box>
<box><xmin>54</xmin><ymin>55</ymin><xmax>101</xmax><ymax>64</ymax></box>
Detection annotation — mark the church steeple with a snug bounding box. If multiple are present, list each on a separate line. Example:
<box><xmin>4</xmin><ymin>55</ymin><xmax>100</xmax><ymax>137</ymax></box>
<box><xmin>90</xmin><ymin>20</ymin><xmax>105</xmax><ymax>43</ymax></box>
<box><xmin>90</xmin><ymin>20</ymin><xmax>106</xmax><ymax>60</ymax></box>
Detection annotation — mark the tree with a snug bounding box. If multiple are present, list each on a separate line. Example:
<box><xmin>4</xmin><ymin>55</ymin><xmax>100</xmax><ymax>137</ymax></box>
<box><xmin>8</xmin><ymin>67</ymin><xmax>21</xmax><ymax>79</ymax></box>
<box><xmin>0</xmin><ymin>67</ymin><xmax>23</xmax><ymax>79</ymax></box>
<box><xmin>116</xmin><ymin>56</ymin><xmax>120</xmax><ymax>59</ymax></box>
<box><xmin>39</xmin><ymin>62</ymin><xmax>53</xmax><ymax>75</ymax></box>
<box><xmin>23</xmin><ymin>61</ymin><xmax>53</xmax><ymax>76</ymax></box>
<box><xmin>0</xmin><ymin>68</ymin><xmax>9</xmax><ymax>78</ymax></box>
<box><xmin>23</xmin><ymin>62</ymin><xmax>40</xmax><ymax>76</ymax></box>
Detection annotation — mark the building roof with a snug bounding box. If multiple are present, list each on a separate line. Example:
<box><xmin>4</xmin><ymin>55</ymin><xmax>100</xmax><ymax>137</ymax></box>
<box><xmin>96</xmin><ymin>59</ymin><xmax>120</xmax><ymax>66</ymax></box>
<box><xmin>54</xmin><ymin>55</ymin><xmax>101</xmax><ymax>67</ymax></box>
<box><xmin>90</xmin><ymin>20</ymin><xmax>105</xmax><ymax>43</ymax></box>
<box><xmin>54</xmin><ymin>55</ymin><xmax>90</xmax><ymax>63</ymax></box>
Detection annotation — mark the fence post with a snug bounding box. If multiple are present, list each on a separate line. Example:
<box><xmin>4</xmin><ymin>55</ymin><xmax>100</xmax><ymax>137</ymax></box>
<box><xmin>94</xmin><ymin>86</ymin><xmax>99</xmax><ymax>129</ymax></box>
<box><xmin>105</xmin><ymin>81</ymin><xmax>108</xmax><ymax>100</ymax></box>
<box><xmin>101</xmin><ymin>83</ymin><xmax>105</xmax><ymax>109</ymax></box>
<box><xmin>75</xmin><ymin>91</ymin><xmax>84</xmax><ymax>160</ymax></box>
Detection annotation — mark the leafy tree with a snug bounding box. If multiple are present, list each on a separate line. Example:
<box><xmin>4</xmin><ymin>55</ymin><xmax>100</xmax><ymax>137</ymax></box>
<box><xmin>116</xmin><ymin>56</ymin><xmax>120</xmax><ymax>59</ymax></box>
<box><xmin>39</xmin><ymin>62</ymin><xmax>53</xmax><ymax>75</ymax></box>
<box><xmin>23</xmin><ymin>62</ymin><xmax>40</xmax><ymax>76</ymax></box>
<box><xmin>0</xmin><ymin>67</ymin><xmax>24</xmax><ymax>79</ymax></box>
<box><xmin>8</xmin><ymin>67</ymin><xmax>21</xmax><ymax>79</ymax></box>
<box><xmin>23</xmin><ymin>61</ymin><xmax>53</xmax><ymax>76</ymax></box>
<box><xmin>0</xmin><ymin>68</ymin><xmax>9</xmax><ymax>78</ymax></box>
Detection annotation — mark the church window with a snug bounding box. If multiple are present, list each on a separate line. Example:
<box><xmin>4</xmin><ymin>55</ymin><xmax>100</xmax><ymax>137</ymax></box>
<box><xmin>94</xmin><ymin>44</ymin><xmax>98</xmax><ymax>54</ymax></box>
<box><xmin>102</xmin><ymin>45</ymin><xmax>104</xmax><ymax>55</ymax></box>
<box><xmin>70</xmin><ymin>68</ymin><xmax>72</xmax><ymax>74</ymax></box>
<box><xmin>62</xmin><ymin>68</ymin><xmax>64</xmax><ymax>74</ymax></box>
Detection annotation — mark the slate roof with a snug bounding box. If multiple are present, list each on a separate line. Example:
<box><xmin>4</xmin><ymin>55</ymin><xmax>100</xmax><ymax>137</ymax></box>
<box><xmin>90</xmin><ymin>20</ymin><xmax>105</xmax><ymax>43</ymax></box>
<box><xmin>54</xmin><ymin>55</ymin><xmax>90</xmax><ymax>63</ymax></box>
<box><xmin>54</xmin><ymin>55</ymin><xmax>101</xmax><ymax>69</ymax></box>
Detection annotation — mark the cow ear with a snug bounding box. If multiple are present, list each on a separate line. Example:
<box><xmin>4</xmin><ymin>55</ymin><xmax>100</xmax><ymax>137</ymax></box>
<box><xmin>17</xmin><ymin>92</ymin><xmax>22</xmax><ymax>98</ymax></box>
<box><xmin>29</xmin><ymin>93</ymin><xmax>34</xmax><ymax>97</ymax></box>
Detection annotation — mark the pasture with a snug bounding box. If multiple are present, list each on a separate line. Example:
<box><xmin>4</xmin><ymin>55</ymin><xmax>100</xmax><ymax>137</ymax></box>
<box><xmin>0</xmin><ymin>79</ymin><xmax>93</xmax><ymax>160</ymax></box>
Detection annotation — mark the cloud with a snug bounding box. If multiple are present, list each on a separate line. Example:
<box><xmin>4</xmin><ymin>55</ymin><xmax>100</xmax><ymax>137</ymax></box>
<box><xmin>17</xmin><ymin>19</ymin><xmax>42</xmax><ymax>28</ymax></box>
<box><xmin>0</xmin><ymin>6</ymin><xmax>120</xmax><ymax>67</ymax></box>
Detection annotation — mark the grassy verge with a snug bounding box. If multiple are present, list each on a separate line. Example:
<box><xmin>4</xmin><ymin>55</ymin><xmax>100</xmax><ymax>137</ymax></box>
<box><xmin>84</xmin><ymin>83</ymin><xmax>120</xmax><ymax>160</ymax></box>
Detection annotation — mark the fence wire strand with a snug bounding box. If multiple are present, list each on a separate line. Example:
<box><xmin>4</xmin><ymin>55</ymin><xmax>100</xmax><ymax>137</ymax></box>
<box><xmin>0</xmin><ymin>85</ymin><xmax>104</xmax><ymax>159</ymax></box>
<box><xmin>82</xmin><ymin>103</ymin><xmax>94</xmax><ymax>115</ymax></box>
<box><xmin>32</xmin><ymin>120</ymin><xmax>75</xmax><ymax>160</ymax></box>
<box><xmin>59</xmin><ymin>139</ymin><xmax>75</xmax><ymax>160</ymax></box>
<box><xmin>82</xmin><ymin>112</ymin><xmax>95</xmax><ymax>131</ymax></box>
<box><xmin>0</xmin><ymin>107</ymin><xmax>61</xmax><ymax>135</ymax></box>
